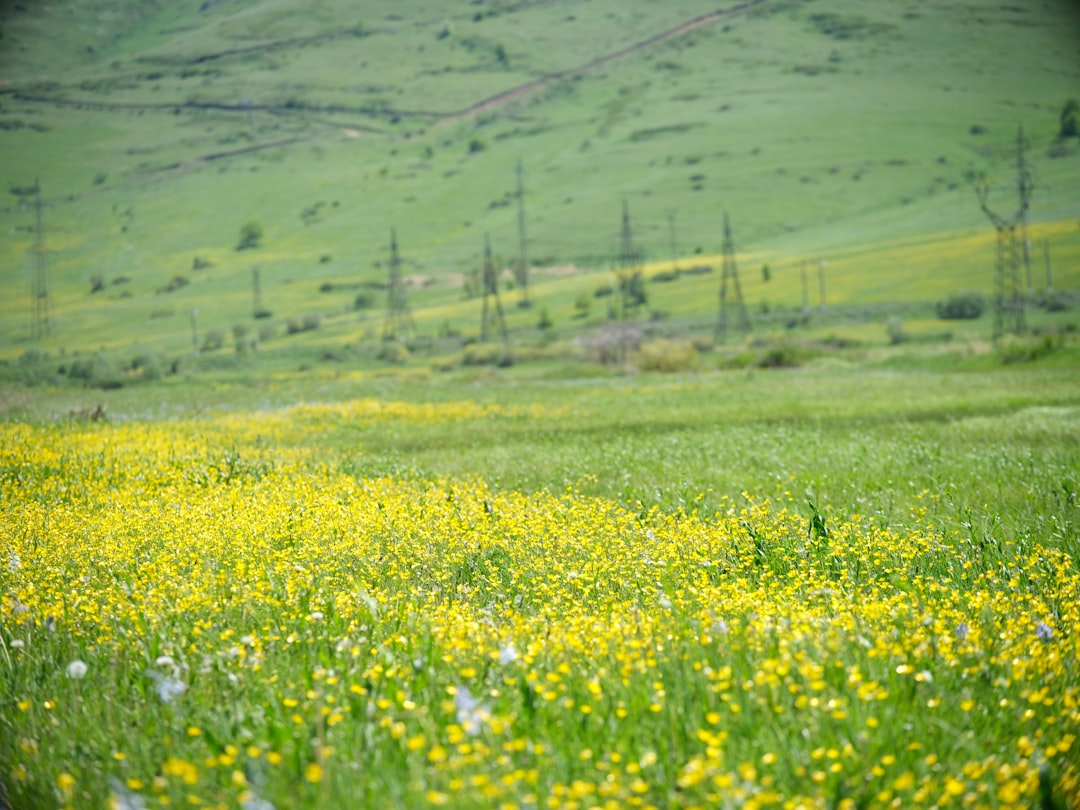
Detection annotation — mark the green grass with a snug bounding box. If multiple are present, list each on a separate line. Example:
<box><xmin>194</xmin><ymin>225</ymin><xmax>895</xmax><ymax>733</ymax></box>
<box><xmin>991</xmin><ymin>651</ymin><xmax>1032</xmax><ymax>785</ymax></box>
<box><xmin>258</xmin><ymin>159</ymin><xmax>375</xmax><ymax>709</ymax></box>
<box><xmin>2</xmin><ymin>361</ymin><xmax>1079</xmax><ymax>808</ymax></box>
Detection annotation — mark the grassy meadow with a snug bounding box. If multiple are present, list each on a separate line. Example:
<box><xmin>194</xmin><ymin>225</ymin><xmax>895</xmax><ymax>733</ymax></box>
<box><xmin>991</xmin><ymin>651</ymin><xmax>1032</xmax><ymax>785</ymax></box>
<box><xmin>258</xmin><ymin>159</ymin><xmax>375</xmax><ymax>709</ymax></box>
<box><xmin>3</xmin><ymin>363</ymin><xmax>1080</xmax><ymax>809</ymax></box>
<box><xmin>2</xmin><ymin>1</ymin><xmax>1080</xmax><ymax>808</ymax></box>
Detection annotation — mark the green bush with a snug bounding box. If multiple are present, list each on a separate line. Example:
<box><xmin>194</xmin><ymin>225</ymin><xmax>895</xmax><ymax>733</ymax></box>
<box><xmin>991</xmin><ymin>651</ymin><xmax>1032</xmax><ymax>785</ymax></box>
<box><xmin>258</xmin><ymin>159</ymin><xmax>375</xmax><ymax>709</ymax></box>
<box><xmin>129</xmin><ymin>353</ymin><xmax>163</xmax><ymax>381</ymax></box>
<box><xmin>886</xmin><ymin>316</ymin><xmax>907</xmax><ymax>345</ymax></box>
<box><xmin>202</xmin><ymin>329</ymin><xmax>226</xmax><ymax>352</ymax></box>
<box><xmin>937</xmin><ymin>292</ymin><xmax>985</xmax><ymax>320</ymax></box>
<box><xmin>636</xmin><ymin>339</ymin><xmax>700</xmax><ymax>372</ymax></box>
<box><xmin>236</xmin><ymin>220</ymin><xmax>264</xmax><ymax>251</ymax></box>
<box><xmin>996</xmin><ymin>333</ymin><xmax>1062</xmax><ymax>364</ymax></box>
<box><xmin>463</xmin><ymin>342</ymin><xmax>502</xmax><ymax>366</ymax></box>
<box><xmin>377</xmin><ymin>341</ymin><xmax>411</xmax><ymax>364</ymax></box>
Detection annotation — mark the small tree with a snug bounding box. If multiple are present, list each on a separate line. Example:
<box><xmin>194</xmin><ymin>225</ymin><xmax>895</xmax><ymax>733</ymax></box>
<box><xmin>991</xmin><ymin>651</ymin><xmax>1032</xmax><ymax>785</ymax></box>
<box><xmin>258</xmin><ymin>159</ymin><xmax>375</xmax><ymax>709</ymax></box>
<box><xmin>237</xmin><ymin>220</ymin><xmax>264</xmax><ymax>250</ymax></box>
<box><xmin>1060</xmin><ymin>99</ymin><xmax>1079</xmax><ymax>139</ymax></box>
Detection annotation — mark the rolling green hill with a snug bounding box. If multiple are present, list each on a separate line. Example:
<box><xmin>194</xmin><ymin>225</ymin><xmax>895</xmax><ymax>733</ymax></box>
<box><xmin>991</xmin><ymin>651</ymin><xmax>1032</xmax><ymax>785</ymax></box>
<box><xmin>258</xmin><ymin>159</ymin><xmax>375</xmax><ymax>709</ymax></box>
<box><xmin>1</xmin><ymin>0</ymin><xmax>1079</xmax><ymax>366</ymax></box>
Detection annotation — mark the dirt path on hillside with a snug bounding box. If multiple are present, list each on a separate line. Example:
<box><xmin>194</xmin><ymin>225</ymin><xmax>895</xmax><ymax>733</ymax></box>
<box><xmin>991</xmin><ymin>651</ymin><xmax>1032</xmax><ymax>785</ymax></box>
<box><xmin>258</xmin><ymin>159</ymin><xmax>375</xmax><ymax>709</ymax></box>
<box><xmin>0</xmin><ymin>0</ymin><xmax>766</xmax><ymax>176</ymax></box>
<box><xmin>438</xmin><ymin>0</ymin><xmax>767</xmax><ymax>126</ymax></box>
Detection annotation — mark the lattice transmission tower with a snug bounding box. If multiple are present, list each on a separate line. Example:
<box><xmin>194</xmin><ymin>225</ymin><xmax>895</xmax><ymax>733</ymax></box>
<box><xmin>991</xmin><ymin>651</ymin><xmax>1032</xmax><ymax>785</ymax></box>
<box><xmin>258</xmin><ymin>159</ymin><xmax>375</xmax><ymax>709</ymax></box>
<box><xmin>975</xmin><ymin>126</ymin><xmax>1032</xmax><ymax>339</ymax></box>
<box><xmin>480</xmin><ymin>233</ymin><xmax>508</xmax><ymax>344</ymax></box>
<box><xmin>382</xmin><ymin>228</ymin><xmax>415</xmax><ymax>341</ymax></box>
<box><xmin>30</xmin><ymin>179</ymin><xmax>54</xmax><ymax>339</ymax></box>
<box><xmin>515</xmin><ymin>159</ymin><xmax>531</xmax><ymax>308</ymax></box>
<box><xmin>716</xmin><ymin>212</ymin><xmax>750</xmax><ymax>342</ymax></box>
<box><xmin>616</xmin><ymin>199</ymin><xmax>645</xmax><ymax>321</ymax></box>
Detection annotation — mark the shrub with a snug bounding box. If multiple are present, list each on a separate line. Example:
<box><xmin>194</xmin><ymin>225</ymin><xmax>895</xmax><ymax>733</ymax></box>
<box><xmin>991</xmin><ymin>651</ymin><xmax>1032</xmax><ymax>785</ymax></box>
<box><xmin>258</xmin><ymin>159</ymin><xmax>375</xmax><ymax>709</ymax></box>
<box><xmin>68</xmin><ymin>352</ymin><xmax>123</xmax><ymax>388</ymax></box>
<box><xmin>636</xmin><ymin>339</ymin><xmax>700</xmax><ymax>372</ymax></box>
<box><xmin>573</xmin><ymin>294</ymin><xmax>591</xmax><ymax>319</ymax></box>
<box><xmin>463</xmin><ymin>342</ymin><xmax>501</xmax><ymax>366</ymax></box>
<box><xmin>937</xmin><ymin>292</ymin><xmax>985</xmax><ymax>320</ymax></box>
<box><xmin>996</xmin><ymin>333</ymin><xmax>1061</xmax><ymax>364</ymax></box>
<box><xmin>354</xmin><ymin>292</ymin><xmax>375</xmax><ymax>311</ymax></box>
<box><xmin>257</xmin><ymin>323</ymin><xmax>277</xmax><ymax>343</ymax></box>
<box><xmin>537</xmin><ymin>308</ymin><xmax>554</xmax><ymax>330</ymax></box>
<box><xmin>236</xmin><ymin>220</ymin><xmax>264</xmax><ymax>250</ymax></box>
<box><xmin>575</xmin><ymin>324</ymin><xmax>642</xmax><ymax>365</ymax></box>
<box><xmin>1060</xmin><ymin>99</ymin><xmax>1079</xmax><ymax>139</ymax></box>
<box><xmin>377</xmin><ymin>341</ymin><xmax>411</xmax><ymax>364</ymax></box>
<box><xmin>886</xmin><ymin>316</ymin><xmax>907</xmax><ymax>345</ymax></box>
<box><xmin>157</xmin><ymin>275</ymin><xmax>190</xmax><ymax>294</ymax></box>
<box><xmin>202</xmin><ymin>328</ymin><xmax>225</xmax><ymax>352</ymax></box>
<box><xmin>89</xmin><ymin>274</ymin><xmax>105</xmax><ymax>294</ymax></box>
<box><xmin>129</xmin><ymin>353</ymin><xmax>163</xmax><ymax>381</ymax></box>
<box><xmin>286</xmin><ymin>314</ymin><xmax>322</xmax><ymax>335</ymax></box>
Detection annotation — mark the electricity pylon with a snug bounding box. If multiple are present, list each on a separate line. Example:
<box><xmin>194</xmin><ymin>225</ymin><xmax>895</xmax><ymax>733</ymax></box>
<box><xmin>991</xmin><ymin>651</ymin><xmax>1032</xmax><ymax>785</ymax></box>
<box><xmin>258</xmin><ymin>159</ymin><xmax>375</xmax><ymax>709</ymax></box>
<box><xmin>716</xmin><ymin>211</ymin><xmax>750</xmax><ymax>342</ymax></box>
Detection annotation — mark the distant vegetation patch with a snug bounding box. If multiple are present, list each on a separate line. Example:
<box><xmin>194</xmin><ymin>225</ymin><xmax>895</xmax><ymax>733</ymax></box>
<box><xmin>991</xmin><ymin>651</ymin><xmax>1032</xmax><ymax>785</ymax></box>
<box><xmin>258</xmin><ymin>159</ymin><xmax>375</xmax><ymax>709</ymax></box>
<box><xmin>808</xmin><ymin>13</ymin><xmax>895</xmax><ymax>40</ymax></box>
<box><xmin>936</xmin><ymin>292</ymin><xmax>985</xmax><ymax>320</ymax></box>
<box><xmin>630</xmin><ymin>122</ymin><xmax>702</xmax><ymax>142</ymax></box>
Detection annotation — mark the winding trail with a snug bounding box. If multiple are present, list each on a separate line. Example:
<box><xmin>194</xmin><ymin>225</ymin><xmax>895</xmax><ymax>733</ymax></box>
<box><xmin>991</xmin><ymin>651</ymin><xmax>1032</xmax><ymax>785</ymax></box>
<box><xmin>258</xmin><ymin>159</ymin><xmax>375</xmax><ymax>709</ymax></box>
<box><xmin>439</xmin><ymin>0</ymin><xmax>767</xmax><ymax>125</ymax></box>
<box><xmin>0</xmin><ymin>0</ymin><xmax>767</xmax><ymax>173</ymax></box>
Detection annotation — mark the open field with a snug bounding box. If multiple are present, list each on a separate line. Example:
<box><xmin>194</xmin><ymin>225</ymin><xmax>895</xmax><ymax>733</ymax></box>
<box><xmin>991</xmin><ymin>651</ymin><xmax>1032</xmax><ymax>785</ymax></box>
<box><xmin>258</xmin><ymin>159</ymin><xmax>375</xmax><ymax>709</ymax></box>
<box><xmin>2</xmin><ymin>363</ymin><xmax>1080</xmax><ymax>809</ymax></box>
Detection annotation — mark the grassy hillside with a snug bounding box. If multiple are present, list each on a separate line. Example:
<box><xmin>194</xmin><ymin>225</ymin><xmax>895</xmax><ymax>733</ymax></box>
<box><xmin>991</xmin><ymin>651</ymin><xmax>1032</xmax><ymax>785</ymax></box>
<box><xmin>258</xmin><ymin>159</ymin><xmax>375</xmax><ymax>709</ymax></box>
<box><xmin>1</xmin><ymin>0</ymin><xmax>1079</xmax><ymax>365</ymax></box>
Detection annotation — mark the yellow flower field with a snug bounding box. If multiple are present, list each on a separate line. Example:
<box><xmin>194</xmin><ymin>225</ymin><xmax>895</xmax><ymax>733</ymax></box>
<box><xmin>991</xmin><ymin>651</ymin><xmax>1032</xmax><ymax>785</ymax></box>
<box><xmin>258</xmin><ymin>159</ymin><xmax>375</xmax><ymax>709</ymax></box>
<box><xmin>1</xmin><ymin>405</ymin><xmax>1078</xmax><ymax>809</ymax></box>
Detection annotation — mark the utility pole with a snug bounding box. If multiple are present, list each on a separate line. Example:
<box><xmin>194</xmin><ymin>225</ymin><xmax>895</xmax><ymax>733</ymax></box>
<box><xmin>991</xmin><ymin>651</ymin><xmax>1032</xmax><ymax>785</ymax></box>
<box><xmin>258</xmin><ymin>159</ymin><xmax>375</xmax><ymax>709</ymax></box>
<box><xmin>383</xmin><ymin>228</ymin><xmax>416</xmax><ymax>341</ymax></box>
<box><xmin>975</xmin><ymin>125</ymin><xmax>1032</xmax><ymax>339</ymax></box>
<box><xmin>801</xmin><ymin>261</ymin><xmax>809</xmax><ymax>313</ymax></box>
<box><xmin>616</xmin><ymin>199</ymin><xmax>645</xmax><ymax>321</ymax></box>
<box><xmin>252</xmin><ymin>266</ymin><xmax>263</xmax><ymax>318</ymax></box>
<box><xmin>241</xmin><ymin>99</ymin><xmax>256</xmax><ymax>134</ymax></box>
<box><xmin>480</xmin><ymin>233</ymin><xmax>509</xmax><ymax>345</ymax></box>
<box><xmin>515</xmin><ymin>159</ymin><xmax>530</xmax><ymax>308</ymax></box>
<box><xmin>667</xmin><ymin>210</ymin><xmax>678</xmax><ymax>275</ymax></box>
<box><xmin>1044</xmin><ymin>240</ymin><xmax>1053</xmax><ymax>292</ymax></box>
<box><xmin>191</xmin><ymin>308</ymin><xmax>200</xmax><ymax>356</ymax></box>
<box><xmin>716</xmin><ymin>211</ymin><xmax>751</xmax><ymax>342</ymax></box>
<box><xmin>818</xmin><ymin>259</ymin><xmax>827</xmax><ymax>310</ymax></box>
<box><xmin>30</xmin><ymin>179</ymin><xmax>54</xmax><ymax>339</ymax></box>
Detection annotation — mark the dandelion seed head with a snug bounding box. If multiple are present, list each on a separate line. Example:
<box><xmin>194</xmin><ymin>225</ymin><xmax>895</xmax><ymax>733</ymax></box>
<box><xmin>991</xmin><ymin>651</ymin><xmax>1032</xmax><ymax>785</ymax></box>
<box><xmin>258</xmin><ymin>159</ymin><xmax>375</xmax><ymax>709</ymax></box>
<box><xmin>146</xmin><ymin>669</ymin><xmax>186</xmax><ymax>703</ymax></box>
<box><xmin>109</xmin><ymin>778</ymin><xmax>147</xmax><ymax>810</ymax></box>
<box><xmin>66</xmin><ymin>659</ymin><xmax>88</xmax><ymax>679</ymax></box>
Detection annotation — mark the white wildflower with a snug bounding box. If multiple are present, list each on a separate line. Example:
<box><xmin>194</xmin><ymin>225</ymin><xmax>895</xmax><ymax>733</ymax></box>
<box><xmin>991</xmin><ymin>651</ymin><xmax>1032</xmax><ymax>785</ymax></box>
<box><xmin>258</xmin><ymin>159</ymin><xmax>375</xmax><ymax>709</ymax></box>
<box><xmin>110</xmin><ymin>778</ymin><xmax>147</xmax><ymax>810</ymax></box>
<box><xmin>241</xmin><ymin>794</ymin><xmax>274</xmax><ymax>810</ymax></box>
<box><xmin>498</xmin><ymin>642</ymin><xmax>518</xmax><ymax>665</ymax></box>
<box><xmin>10</xmin><ymin>639</ymin><xmax>25</xmax><ymax>649</ymax></box>
<box><xmin>146</xmin><ymin>669</ymin><xmax>186</xmax><ymax>703</ymax></box>
<box><xmin>66</xmin><ymin>659</ymin><xmax>88</xmax><ymax>679</ymax></box>
<box><xmin>7</xmin><ymin>552</ymin><xmax>20</xmax><ymax>572</ymax></box>
<box><xmin>454</xmin><ymin>685</ymin><xmax>490</xmax><ymax>736</ymax></box>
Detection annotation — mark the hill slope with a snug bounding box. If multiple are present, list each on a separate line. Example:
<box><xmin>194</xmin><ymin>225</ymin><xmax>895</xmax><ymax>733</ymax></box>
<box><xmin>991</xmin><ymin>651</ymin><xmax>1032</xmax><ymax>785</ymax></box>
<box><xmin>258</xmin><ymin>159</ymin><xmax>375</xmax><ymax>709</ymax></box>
<box><xmin>1</xmin><ymin>0</ymin><xmax>1079</xmax><ymax>361</ymax></box>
